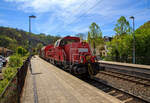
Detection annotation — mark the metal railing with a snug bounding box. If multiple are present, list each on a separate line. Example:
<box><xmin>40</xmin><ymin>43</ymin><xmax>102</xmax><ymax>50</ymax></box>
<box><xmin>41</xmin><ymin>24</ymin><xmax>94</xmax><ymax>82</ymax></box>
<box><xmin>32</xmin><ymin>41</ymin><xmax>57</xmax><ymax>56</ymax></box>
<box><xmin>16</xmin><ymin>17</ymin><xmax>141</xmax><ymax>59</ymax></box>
<box><xmin>0</xmin><ymin>56</ymin><xmax>32</xmax><ymax>103</ymax></box>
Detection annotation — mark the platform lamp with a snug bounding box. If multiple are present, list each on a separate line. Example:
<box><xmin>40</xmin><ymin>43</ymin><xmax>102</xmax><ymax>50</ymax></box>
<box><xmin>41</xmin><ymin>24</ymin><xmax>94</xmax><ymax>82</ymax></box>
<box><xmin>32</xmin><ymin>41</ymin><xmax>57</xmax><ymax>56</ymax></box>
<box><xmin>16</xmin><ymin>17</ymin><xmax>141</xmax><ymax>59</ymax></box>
<box><xmin>29</xmin><ymin>15</ymin><xmax>36</xmax><ymax>53</ymax></box>
<box><xmin>29</xmin><ymin>15</ymin><xmax>36</xmax><ymax>34</ymax></box>
<box><xmin>129</xmin><ymin>16</ymin><xmax>135</xmax><ymax>64</ymax></box>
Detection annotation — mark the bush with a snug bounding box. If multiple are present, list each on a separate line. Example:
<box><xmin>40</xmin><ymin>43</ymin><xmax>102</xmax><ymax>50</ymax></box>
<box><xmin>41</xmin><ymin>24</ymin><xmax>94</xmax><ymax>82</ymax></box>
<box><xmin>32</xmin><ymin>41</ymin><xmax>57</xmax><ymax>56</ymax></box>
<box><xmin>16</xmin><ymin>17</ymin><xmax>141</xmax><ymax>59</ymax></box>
<box><xmin>17</xmin><ymin>47</ymin><xmax>27</xmax><ymax>56</ymax></box>
<box><xmin>2</xmin><ymin>67</ymin><xmax>17</xmax><ymax>81</ymax></box>
<box><xmin>0</xmin><ymin>79</ymin><xmax>9</xmax><ymax>94</ymax></box>
<box><xmin>9</xmin><ymin>55</ymin><xmax>23</xmax><ymax>68</ymax></box>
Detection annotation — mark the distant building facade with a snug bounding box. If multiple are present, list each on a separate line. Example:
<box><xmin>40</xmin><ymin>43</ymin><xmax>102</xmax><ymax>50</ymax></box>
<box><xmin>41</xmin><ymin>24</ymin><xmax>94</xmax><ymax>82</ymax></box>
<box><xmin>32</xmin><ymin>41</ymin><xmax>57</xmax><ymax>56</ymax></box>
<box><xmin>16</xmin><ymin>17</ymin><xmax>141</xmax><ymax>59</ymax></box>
<box><xmin>0</xmin><ymin>47</ymin><xmax>13</xmax><ymax>57</ymax></box>
<box><xmin>99</xmin><ymin>36</ymin><xmax>113</xmax><ymax>57</ymax></box>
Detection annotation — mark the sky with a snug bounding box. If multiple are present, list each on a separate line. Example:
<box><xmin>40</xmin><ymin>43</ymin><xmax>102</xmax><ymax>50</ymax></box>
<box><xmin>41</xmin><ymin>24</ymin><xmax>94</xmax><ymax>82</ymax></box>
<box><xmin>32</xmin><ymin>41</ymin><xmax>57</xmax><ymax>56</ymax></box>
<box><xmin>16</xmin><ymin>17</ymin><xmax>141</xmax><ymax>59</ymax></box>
<box><xmin>0</xmin><ymin>0</ymin><xmax>150</xmax><ymax>37</ymax></box>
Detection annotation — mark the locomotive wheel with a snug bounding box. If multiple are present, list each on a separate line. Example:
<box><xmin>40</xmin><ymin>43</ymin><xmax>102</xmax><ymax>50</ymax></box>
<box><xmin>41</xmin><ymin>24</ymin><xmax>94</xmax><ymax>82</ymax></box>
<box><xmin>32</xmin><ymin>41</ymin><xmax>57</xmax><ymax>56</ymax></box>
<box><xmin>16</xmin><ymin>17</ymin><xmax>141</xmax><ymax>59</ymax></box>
<box><xmin>70</xmin><ymin>64</ymin><xmax>76</xmax><ymax>74</ymax></box>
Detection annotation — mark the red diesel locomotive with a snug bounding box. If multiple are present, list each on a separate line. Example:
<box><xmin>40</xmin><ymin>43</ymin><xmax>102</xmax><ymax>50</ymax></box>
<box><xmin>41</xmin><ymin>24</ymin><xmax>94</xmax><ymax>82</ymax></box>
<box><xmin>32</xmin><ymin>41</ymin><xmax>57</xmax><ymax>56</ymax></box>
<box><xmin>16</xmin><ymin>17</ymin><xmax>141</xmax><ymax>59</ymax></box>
<box><xmin>40</xmin><ymin>36</ymin><xmax>99</xmax><ymax>76</ymax></box>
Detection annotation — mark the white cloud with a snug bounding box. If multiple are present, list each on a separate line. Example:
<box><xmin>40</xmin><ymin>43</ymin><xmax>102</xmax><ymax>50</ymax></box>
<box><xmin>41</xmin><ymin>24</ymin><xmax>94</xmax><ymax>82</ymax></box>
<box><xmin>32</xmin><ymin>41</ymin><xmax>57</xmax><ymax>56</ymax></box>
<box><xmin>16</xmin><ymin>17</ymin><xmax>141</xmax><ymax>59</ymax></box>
<box><xmin>4</xmin><ymin>0</ymin><xmax>149</xmax><ymax>35</ymax></box>
<box><xmin>4</xmin><ymin>0</ymin><xmax>98</xmax><ymax>22</ymax></box>
<box><xmin>5</xmin><ymin>0</ymin><xmax>84</xmax><ymax>13</ymax></box>
<box><xmin>71</xmin><ymin>26</ymin><xmax>89</xmax><ymax>33</ymax></box>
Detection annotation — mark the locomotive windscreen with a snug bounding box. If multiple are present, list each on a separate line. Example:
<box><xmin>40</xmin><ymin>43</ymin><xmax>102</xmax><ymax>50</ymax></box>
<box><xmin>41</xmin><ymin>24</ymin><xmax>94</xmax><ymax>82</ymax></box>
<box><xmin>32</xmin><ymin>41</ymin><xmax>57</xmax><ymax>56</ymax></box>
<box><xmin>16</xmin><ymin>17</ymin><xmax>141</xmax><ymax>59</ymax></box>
<box><xmin>61</xmin><ymin>39</ymin><xmax>79</xmax><ymax>46</ymax></box>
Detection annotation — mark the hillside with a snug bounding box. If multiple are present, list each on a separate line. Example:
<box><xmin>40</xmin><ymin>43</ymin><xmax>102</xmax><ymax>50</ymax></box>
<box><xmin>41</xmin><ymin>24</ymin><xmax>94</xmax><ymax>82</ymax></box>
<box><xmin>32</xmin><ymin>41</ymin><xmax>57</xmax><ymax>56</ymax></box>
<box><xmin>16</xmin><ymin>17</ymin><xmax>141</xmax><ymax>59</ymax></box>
<box><xmin>0</xmin><ymin>26</ymin><xmax>60</xmax><ymax>51</ymax></box>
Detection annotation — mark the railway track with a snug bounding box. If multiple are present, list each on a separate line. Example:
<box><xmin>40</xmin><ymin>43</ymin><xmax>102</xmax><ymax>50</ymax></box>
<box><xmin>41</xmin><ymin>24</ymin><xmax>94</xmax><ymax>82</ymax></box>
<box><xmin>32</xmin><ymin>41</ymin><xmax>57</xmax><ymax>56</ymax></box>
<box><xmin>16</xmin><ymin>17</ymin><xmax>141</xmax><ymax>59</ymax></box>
<box><xmin>99</xmin><ymin>70</ymin><xmax>150</xmax><ymax>86</ymax></box>
<box><xmin>93</xmin><ymin>70</ymin><xmax>150</xmax><ymax>103</ymax></box>
<box><xmin>82</xmin><ymin>77</ymin><xmax>149</xmax><ymax>103</ymax></box>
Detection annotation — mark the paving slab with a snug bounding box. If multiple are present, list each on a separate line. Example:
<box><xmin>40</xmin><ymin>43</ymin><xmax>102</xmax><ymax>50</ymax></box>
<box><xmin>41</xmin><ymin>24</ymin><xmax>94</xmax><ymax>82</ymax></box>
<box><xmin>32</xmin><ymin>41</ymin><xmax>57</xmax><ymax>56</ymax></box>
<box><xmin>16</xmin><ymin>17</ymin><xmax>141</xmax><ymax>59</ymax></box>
<box><xmin>21</xmin><ymin>56</ymin><xmax>122</xmax><ymax>103</ymax></box>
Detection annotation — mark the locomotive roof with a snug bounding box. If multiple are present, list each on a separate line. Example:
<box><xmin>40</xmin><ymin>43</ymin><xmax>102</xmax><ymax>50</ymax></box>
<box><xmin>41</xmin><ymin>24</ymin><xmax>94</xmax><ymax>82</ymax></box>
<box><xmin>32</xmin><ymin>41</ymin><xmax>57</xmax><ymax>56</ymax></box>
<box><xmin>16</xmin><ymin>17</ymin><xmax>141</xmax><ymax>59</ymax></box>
<box><xmin>63</xmin><ymin>36</ymin><xmax>80</xmax><ymax>41</ymax></box>
<box><xmin>54</xmin><ymin>36</ymin><xmax>80</xmax><ymax>47</ymax></box>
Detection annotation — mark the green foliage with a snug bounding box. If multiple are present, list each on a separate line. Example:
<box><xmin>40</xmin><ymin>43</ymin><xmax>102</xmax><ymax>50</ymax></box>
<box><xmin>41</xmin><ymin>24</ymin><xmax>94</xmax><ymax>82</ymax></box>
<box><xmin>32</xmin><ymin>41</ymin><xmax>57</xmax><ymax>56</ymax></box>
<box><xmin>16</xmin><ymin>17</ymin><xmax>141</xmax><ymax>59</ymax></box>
<box><xmin>106</xmin><ymin>20</ymin><xmax>150</xmax><ymax>64</ymax></box>
<box><xmin>87</xmin><ymin>22</ymin><xmax>104</xmax><ymax>55</ymax></box>
<box><xmin>0</xmin><ymin>35</ymin><xmax>17</xmax><ymax>49</ymax></box>
<box><xmin>88</xmin><ymin>22</ymin><xmax>104</xmax><ymax>48</ymax></box>
<box><xmin>0</xmin><ymin>79</ymin><xmax>9</xmax><ymax>94</ymax></box>
<box><xmin>9</xmin><ymin>55</ymin><xmax>23</xmax><ymax>68</ymax></box>
<box><xmin>106</xmin><ymin>16</ymin><xmax>133</xmax><ymax>62</ymax></box>
<box><xmin>114</xmin><ymin>16</ymin><xmax>130</xmax><ymax>35</ymax></box>
<box><xmin>107</xmin><ymin>34</ymin><xmax>132</xmax><ymax>58</ymax></box>
<box><xmin>134</xmin><ymin>21</ymin><xmax>150</xmax><ymax>64</ymax></box>
<box><xmin>0</xmin><ymin>27</ymin><xmax>60</xmax><ymax>52</ymax></box>
<box><xmin>2</xmin><ymin>67</ymin><xmax>17</xmax><ymax>81</ymax></box>
<box><xmin>0</xmin><ymin>54</ymin><xmax>25</xmax><ymax>94</ymax></box>
<box><xmin>17</xmin><ymin>47</ymin><xmax>27</xmax><ymax>56</ymax></box>
<box><xmin>37</xmin><ymin>43</ymin><xmax>43</xmax><ymax>49</ymax></box>
<box><xmin>0</xmin><ymin>67</ymin><xmax>18</xmax><ymax>94</ymax></box>
<box><xmin>36</xmin><ymin>43</ymin><xmax>43</xmax><ymax>54</ymax></box>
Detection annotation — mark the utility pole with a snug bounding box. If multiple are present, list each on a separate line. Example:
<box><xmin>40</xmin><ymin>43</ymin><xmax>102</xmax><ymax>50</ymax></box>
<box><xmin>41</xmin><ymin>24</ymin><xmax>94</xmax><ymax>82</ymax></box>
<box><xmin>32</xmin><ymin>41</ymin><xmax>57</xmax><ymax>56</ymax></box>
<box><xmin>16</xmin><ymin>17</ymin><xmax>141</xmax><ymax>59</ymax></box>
<box><xmin>130</xmin><ymin>16</ymin><xmax>135</xmax><ymax>64</ymax></box>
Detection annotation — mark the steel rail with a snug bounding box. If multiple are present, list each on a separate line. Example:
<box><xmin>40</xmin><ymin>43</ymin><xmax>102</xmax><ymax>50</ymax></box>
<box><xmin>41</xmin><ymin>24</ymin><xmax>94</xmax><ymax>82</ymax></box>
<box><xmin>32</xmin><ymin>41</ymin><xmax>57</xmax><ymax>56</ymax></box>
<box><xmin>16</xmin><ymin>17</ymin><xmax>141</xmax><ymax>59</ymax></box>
<box><xmin>99</xmin><ymin>71</ymin><xmax>150</xmax><ymax>86</ymax></box>
<box><xmin>83</xmin><ymin>77</ymin><xmax>148</xmax><ymax>103</ymax></box>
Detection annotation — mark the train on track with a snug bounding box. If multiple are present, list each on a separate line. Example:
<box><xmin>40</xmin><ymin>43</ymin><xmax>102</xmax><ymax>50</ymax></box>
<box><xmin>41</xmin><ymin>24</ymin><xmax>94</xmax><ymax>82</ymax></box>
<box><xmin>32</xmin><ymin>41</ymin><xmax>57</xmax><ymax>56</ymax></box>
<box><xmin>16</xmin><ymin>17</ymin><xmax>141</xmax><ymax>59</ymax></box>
<box><xmin>40</xmin><ymin>36</ymin><xmax>99</xmax><ymax>77</ymax></box>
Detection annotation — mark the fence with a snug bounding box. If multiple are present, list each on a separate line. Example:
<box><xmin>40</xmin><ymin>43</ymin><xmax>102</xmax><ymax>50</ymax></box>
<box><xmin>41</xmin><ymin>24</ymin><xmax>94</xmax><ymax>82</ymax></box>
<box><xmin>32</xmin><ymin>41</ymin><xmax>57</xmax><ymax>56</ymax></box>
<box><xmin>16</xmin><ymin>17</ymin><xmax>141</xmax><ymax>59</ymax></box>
<box><xmin>0</xmin><ymin>56</ymin><xmax>31</xmax><ymax>103</ymax></box>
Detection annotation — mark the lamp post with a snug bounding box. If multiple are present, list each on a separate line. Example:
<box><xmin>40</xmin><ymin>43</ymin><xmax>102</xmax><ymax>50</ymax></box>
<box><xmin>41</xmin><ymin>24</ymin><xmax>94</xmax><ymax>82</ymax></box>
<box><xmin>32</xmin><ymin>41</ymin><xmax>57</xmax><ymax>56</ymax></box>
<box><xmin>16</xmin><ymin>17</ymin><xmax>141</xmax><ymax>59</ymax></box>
<box><xmin>29</xmin><ymin>15</ymin><xmax>36</xmax><ymax>53</ymax></box>
<box><xmin>29</xmin><ymin>15</ymin><xmax>36</xmax><ymax>34</ymax></box>
<box><xmin>130</xmin><ymin>16</ymin><xmax>135</xmax><ymax>64</ymax></box>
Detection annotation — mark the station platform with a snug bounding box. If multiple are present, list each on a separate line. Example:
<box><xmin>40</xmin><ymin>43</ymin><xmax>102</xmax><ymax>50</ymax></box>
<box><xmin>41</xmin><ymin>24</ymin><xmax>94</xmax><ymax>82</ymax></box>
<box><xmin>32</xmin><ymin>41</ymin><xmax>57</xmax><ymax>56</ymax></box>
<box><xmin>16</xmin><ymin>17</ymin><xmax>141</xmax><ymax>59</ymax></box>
<box><xmin>20</xmin><ymin>56</ymin><xmax>122</xmax><ymax>103</ymax></box>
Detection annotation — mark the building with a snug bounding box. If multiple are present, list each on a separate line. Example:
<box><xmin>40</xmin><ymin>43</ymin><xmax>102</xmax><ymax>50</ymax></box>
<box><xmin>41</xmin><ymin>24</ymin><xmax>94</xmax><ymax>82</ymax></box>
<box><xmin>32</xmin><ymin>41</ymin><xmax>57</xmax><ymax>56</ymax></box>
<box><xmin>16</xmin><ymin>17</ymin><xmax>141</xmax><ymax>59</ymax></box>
<box><xmin>0</xmin><ymin>47</ymin><xmax>13</xmax><ymax>57</ymax></box>
<box><xmin>99</xmin><ymin>36</ymin><xmax>113</xmax><ymax>57</ymax></box>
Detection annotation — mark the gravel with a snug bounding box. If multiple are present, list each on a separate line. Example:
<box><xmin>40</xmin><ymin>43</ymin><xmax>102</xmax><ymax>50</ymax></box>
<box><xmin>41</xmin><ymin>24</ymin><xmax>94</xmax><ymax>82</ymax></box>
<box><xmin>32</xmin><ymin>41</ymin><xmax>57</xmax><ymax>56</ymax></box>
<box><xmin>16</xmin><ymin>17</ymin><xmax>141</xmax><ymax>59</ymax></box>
<box><xmin>95</xmin><ymin>72</ymin><xmax>150</xmax><ymax>102</ymax></box>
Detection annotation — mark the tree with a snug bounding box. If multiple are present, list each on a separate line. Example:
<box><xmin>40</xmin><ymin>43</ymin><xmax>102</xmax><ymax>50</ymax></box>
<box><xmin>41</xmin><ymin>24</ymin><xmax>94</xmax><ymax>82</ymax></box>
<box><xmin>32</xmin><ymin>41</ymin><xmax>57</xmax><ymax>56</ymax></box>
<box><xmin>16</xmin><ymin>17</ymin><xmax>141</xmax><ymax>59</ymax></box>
<box><xmin>114</xmin><ymin>16</ymin><xmax>130</xmax><ymax>35</ymax></box>
<box><xmin>133</xmin><ymin>21</ymin><xmax>150</xmax><ymax>64</ymax></box>
<box><xmin>88</xmin><ymin>22</ymin><xmax>103</xmax><ymax>47</ymax></box>
<box><xmin>106</xmin><ymin>20</ymin><xmax>150</xmax><ymax>64</ymax></box>
<box><xmin>106</xmin><ymin>16</ymin><xmax>132</xmax><ymax>61</ymax></box>
<box><xmin>106</xmin><ymin>34</ymin><xmax>132</xmax><ymax>61</ymax></box>
<box><xmin>17</xmin><ymin>46</ymin><xmax>27</xmax><ymax>56</ymax></box>
<box><xmin>36</xmin><ymin>43</ymin><xmax>43</xmax><ymax>54</ymax></box>
<box><xmin>87</xmin><ymin>22</ymin><xmax>103</xmax><ymax>55</ymax></box>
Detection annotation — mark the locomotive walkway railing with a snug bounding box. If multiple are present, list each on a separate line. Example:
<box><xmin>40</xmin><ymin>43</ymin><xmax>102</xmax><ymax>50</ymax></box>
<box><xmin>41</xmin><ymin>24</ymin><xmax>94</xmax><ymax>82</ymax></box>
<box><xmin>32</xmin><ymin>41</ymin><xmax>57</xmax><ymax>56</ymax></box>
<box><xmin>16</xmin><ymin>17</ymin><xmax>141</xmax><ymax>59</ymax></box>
<box><xmin>0</xmin><ymin>56</ymin><xmax>32</xmax><ymax>103</ymax></box>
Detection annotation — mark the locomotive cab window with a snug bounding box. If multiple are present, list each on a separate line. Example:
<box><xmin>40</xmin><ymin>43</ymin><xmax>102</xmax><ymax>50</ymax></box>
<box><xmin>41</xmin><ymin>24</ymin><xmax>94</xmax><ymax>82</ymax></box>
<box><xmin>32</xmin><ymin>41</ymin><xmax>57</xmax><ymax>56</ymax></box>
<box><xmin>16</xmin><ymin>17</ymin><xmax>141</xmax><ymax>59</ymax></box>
<box><xmin>60</xmin><ymin>39</ymin><xmax>67</xmax><ymax>46</ymax></box>
<box><xmin>54</xmin><ymin>39</ymin><xmax>60</xmax><ymax>47</ymax></box>
<box><xmin>60</xmin><ymin>39</ymin><xmax>79</xmax><ymax>46</ymax></box>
